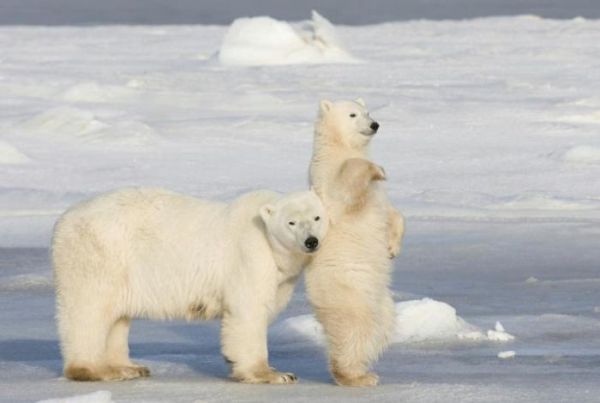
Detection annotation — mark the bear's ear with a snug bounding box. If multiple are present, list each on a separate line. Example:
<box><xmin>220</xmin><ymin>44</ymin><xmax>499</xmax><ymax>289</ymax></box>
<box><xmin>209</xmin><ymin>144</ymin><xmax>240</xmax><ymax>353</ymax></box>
<box><xmin>354</xmin><ymin>97</ymin><xmax>366</xmax><ymax>107</ymax></box>
<box><xmin>259</xmin><ymin>204</ymin><xmax>275</xmax><ymax>223</ymax></box>
<box><xmin>319</xmin><ymin>99</ymin><xmax>333</xmax><ymax>113</ymax></box>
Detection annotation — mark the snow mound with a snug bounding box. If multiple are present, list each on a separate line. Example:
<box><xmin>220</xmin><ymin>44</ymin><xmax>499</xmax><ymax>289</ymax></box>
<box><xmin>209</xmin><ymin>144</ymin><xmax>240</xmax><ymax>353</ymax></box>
<box><xmin>0</xmin><ymin>274</ymin><xmax>52</xmax><ymax>291</ymax></box>
<box><xmin>498</xmin><ymin>350</ymin><xmax>516</xmax><ymax>359</ymax></box>
<box><xmin>495</xmin><ymin>193</ymin><xmax>598</xmax><ymax>211</ymax></box>
<box><xmin>62</xmin><ymin>81</ymin><xmax>135</xmax><ymax>103</ymax></box>
<box><xmin>218</xmin><ymin>11</ymin><xmax>357</xmax><ymax>66</ymax></box>
<box><xmin>37</xmin><ymin>391</ymin><xmax>114</xmax><ymax>403</ymax></box>
<box><xmin>557</xmin><ymin>111</ymin><xmax>600</xmax><ymax>124</ymax></box>
<box><xmin>486</xmin><ymin>321</ymin><xmax>516</xmax><ymax>342</ymax></box>
<box><xmin>275</xmin><ymin>298</ymin><xmax>515</xmax><ymax>345</ymax></box>
<box><xmin>275</xmin><ymin>313</ymin><xmax>325</xmax><ymax>344</ymax></box>
<box><xmin>564</xmin><ymin>146</ymin><xmax>600</xmax><ymax>164</ymax></box>
<box><xmin>19</xmin><ymin>107</ymin><xmax>159</xmax><ymax>145</ymax></box>
<box><xmin>394</xmin><ymin>298</ymin><xmax>481</xmax><ymax>343</ymax></box>
<box><xmin>0</xmin><ymin>140</ymin><xmax>30</xmax><ymax>164</ymax></box>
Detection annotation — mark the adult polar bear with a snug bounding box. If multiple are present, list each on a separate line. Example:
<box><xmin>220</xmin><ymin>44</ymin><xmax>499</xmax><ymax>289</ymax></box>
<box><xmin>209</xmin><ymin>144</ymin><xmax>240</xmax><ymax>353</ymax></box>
<box><xmin>306</xmin><ymin>99</ymin><xmax>404</xmax><ymax>387</ymax></box>
<box><xmin>53</xmin><ymin>188</ymin><xmax>328</xmax><ymax>384</ymax></box>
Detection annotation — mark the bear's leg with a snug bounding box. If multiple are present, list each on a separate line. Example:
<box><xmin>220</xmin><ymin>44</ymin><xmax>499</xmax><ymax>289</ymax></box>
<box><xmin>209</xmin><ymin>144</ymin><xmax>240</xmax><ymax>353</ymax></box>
<box><xmin>105</xmin><ymin>317</ymin><xmax>150</xmax><ymax>378</ymax></box>
<box><xmin>221</xmin><ymin>313</ymin><xmax>297</xmax><ymax>384</ymax></box>
<box><xmin>387</xmin><ymin>207</ymin><xmax>405</xmax><ymax>259</ymax></box>
<box><xmin>379</xmin><ymin>292</ymin><xmax>397</xmax><ymax>349</ymax></box>
<box><xmin>317</xmin><ymin>306</ymin><xmax>381</xmax><ymax>387</ymax></box>
<box><xmin>61</xmin><ymin>301</ymin><xmax>144</xmax><ymax>382</ymax></box>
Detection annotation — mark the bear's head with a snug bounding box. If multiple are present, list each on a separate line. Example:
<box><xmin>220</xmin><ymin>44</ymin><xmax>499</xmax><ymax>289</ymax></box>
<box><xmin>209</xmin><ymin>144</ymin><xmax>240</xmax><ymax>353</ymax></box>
<box><xmin>316</xmin><ymin>98</ymin><xmax>379</xmax><ymax>150</ymax></box>
<box><xmin>260</xmin><ymin>190</ymin><xmax>329</xmax><ymax>255</ymax></box>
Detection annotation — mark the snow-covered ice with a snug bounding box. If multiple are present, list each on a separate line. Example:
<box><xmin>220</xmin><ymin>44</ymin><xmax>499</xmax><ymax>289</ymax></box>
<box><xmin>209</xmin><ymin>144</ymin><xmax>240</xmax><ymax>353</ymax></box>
<box><xmin>218</xmin><ymin>11</ymin><xmax>356</xmax><ymax>66</ymax></box>
<box><xmin>564</xmin><ymin>145</ymin><xmax>600</xmax><ymax>165</ymax></box>
<box><xmin>1</xmin><ymin>12</ymin><xmax>600</xmax><ymax>403</ymax></box>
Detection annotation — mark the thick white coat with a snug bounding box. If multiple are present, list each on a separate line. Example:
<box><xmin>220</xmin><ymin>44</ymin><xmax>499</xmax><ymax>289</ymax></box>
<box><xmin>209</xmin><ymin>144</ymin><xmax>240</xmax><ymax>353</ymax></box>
<box><xmin>305</xmin><ymin>99</ymin><xmax>404</xmax><ymax>386</ymax></box>
<box><xmin>53</xmin><ymin>188</ymin><xmax>327</xmax><ymax>383</ymax></box>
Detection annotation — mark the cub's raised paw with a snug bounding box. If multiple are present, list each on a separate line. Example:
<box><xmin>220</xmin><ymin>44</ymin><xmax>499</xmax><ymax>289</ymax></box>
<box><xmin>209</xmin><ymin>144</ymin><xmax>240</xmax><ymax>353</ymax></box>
<box><xmin>388</xmin><ymin>241</ymin><xmax>402</xmax><ymax>259</ymax></box>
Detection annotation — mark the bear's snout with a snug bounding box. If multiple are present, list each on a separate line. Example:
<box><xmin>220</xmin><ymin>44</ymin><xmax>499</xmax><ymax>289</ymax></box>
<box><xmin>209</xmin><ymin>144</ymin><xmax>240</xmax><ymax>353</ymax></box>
<box><xmin>370</xmin><ymin>121</ymin><xmax>380</xmax><ymax>132</ymax></box>
<box><xmin>304</xmin><ymin>236</ymin><xmax>319</xmax><ymax>251</ymax></box>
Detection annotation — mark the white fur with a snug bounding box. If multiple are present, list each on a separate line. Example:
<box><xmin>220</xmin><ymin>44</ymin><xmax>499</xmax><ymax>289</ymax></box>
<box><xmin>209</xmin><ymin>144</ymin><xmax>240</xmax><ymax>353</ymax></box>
<box><xmin>52</xmin><ymin>188</ymin><xmax>328</xmax><ymax>383</ymax></box>
<box><xmin>306</xmin><ymin>99</ymin><xmax>405</xmax><ymax>386</ymax></box>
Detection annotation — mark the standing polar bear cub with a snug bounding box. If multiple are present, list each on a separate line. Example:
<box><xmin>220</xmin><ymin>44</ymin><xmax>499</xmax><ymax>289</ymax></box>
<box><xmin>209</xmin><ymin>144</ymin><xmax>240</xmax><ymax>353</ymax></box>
<box><xmin>53</xmin><ymin>188</ymin><xmax>328</xmax><ymax>384</ymax></box>
<box><xmin>306</xmin><ymin>98</ymin><xmax>405</xmax><ymax>387</ymax></box>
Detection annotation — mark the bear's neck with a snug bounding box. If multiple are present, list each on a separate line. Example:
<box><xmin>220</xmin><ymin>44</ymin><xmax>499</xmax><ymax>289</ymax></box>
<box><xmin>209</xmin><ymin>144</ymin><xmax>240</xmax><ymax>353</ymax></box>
<box><xmin>311</xmin><ymin>124</ymin><xmax>370</xmax><ymax>201</ymax></box>
<box><xmin>312</xmin><ymin>123</ymin><xmax>369</xmax><ymax>160</ymax></box>
<box><xmin>268</xmin><ymin>235</ymin><xmax>310</xmax><ymax>277</ymax></box>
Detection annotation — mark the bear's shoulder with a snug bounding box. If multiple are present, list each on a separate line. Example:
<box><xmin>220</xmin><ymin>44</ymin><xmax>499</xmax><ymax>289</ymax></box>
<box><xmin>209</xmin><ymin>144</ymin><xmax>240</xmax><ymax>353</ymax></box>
<box><xmin>224</xmin><ymin>190</ymin><xmax>280</xmax><ymax>231</ymax></box>
<box><xmin>229</xmin><ymin>190</ymin><xmax>280</xmax><ymax>212</ymax></box>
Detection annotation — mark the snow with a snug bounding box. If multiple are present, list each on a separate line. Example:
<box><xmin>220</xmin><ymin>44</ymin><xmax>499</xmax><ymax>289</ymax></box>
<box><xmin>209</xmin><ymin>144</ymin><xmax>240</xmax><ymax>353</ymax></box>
<box><xmin>218</xmin><ymin>11</ymin><xmax>356</xmax><ymax>65</ymax></box>
<box><xmin>394</xmin><ymin>299</ymin><xmax>489</xmax><ymax>343</ymax></box>
<box><xmin>497</xmin><ymin>351</ymin><xmax>516</xmax><ymax>359</ymax></box>
<box><xmin>0</xmin><ymin>141</ymin><xmax>30</xmax><ymax>164</ymax></box>
<box><xmin>37</xmin><ymin>391</ymin><xmax>114</xmax><ymax>403</ymax></box>
<box><xmin>18</xmin><ymin>107</ymin><xmax>160</xmax><ymax>145</ymax></box>
<box><xmin>564</xmin><ymin>146</ymin><xmax>600</xmax><ymax>164</ymax></box>
<box><xmin>1</xmin><ymin>11</ymin><xmax>600</xmax><ymax>403</ymax></box>
<box><xmin>275</xmin><ymin>298</ymin><xmax>515</xmax><ymax>345</ymax></box>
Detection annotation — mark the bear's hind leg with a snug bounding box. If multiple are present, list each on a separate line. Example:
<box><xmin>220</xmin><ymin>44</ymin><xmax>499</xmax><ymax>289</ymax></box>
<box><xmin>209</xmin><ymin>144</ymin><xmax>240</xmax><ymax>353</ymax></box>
<box><xmin>316</xmin><ymin>305</ymin><xmax>382</xmax><ymax>387</ymax></box>
<box><xmin>105</xmin><ymin>317</ymin><xmax>150</xmax><ymax>378</ymax></box>
<box><xmin>60</xmin><ymin>303</ymin><xmax>143</xmax><ymax>381</ymax></box>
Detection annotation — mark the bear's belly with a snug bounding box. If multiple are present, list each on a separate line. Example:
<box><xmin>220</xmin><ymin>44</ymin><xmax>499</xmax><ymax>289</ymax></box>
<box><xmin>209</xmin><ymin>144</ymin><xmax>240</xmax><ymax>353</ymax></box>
<box><xmin>186</xmin><ymin>297</ymin><xmax>224</xmax><ymax>321</ymax></box>
<box><xmin>125</xmin><ymin>259</ymin><xmax>228</xmax><ymax>321</ymax></box>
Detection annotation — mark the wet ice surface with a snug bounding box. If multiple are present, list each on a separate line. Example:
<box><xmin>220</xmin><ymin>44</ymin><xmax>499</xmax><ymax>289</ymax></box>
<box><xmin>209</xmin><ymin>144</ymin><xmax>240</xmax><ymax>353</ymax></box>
<box><xmin>1</xmin><ymin>221</ymin><xmax>600</xmax><ymax>402</ymax></box>
<box><xmin>0</xmin><ymin>15</ymin><xmax>600</xmax><ymax>402</ymax></box>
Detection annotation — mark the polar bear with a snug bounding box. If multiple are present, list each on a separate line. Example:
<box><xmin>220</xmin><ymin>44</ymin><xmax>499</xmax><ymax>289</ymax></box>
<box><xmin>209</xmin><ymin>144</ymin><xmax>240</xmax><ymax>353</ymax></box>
<box><xmin>52</xmin><ymin>188</ymin><xmax>328</xmax><ymax>384</ymax></box>
<box><xmin>305</xmin><ymin>99</ymin><xmax>405</xmax><ymax>387</ymax></box>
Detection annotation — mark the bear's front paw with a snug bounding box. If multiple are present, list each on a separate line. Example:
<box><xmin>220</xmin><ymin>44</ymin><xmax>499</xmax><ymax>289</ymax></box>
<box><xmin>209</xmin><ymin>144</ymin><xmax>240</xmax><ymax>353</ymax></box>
<box><xmin>239</xmin><ymin>369</ymin><xmax>298</xmax><ymax>385</ymax></box>
<box><xmin>270</xmin><ymin>371</ymin><xmax>298</xmax><ymax>384</ymax></box>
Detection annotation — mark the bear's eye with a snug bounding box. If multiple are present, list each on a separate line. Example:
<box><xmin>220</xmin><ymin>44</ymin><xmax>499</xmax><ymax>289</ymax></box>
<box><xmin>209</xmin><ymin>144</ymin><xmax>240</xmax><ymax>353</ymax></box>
<box><xmin>288</xmin><ymin>221</ymin><xmax>296</xmax><ymax>226</ymax></box>
<box><xmin>349</xmin><ymin>113</ymin><xmax>356</xmax><ymax>118</ymax></box>
<box><xmin>314</xmin><ymin>216</ymin><xmax>320</xmax><ymax>221</ymax></box>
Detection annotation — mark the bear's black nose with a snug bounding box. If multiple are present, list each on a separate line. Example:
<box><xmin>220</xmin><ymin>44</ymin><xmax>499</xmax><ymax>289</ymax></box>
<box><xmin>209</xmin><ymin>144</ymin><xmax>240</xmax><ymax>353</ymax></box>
<box><xmin>370</xmin><ymin>121</ymin><xmax>380</xmax><ymax>132</ymax></box>
<box><xmin>305</xmin><ymin>236</ymin><xmax>319</xmax><ymax>251</ymax></box>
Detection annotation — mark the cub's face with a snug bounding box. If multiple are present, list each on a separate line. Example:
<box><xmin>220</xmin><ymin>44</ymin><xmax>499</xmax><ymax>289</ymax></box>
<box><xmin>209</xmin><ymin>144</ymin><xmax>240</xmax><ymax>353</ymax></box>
<box><xmin>318</xmin><ymin>98</ymin><xmax>380</xmax><ymax>149</ymax></box>
<box><xmin>260</xmin><ymin>191</ymin><xmax>329</xmax><ymax>254</ymax></box>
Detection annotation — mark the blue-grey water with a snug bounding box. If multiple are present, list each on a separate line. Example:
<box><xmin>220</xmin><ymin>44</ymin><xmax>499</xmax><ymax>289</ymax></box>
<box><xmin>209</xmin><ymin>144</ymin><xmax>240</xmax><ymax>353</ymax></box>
<box><xmin>0</xmin><ymin>0</ymin><xmax>598</xmax><ymax>26</ymax></box>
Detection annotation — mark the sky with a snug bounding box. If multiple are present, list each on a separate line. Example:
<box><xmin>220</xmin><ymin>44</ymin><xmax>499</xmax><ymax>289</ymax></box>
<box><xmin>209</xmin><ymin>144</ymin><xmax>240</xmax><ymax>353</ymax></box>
<box><xmin>0</xmin><ymin>0</ymin><xmax>599</xmax><ymax>25</ymax></box>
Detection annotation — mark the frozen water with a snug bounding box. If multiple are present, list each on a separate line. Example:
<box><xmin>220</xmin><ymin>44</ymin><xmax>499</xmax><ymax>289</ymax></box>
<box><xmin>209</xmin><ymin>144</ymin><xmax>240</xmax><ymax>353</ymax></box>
<box><xmin>1</xmin><ymin>222</ymin><xmax>599</xmax><ymax>402</ymax></box>
<box><xmin>0</xmin><ymin>13</ymin><xmax>599</xmax><ymax>403</ymax></box>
